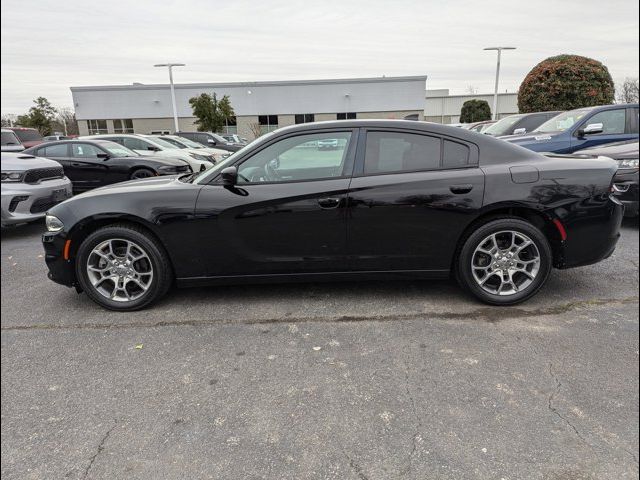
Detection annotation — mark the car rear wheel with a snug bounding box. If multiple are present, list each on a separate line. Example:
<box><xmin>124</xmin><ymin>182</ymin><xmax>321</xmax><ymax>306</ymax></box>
<box><xmin>456</xmin><ymin>218</ymin><xmax>552</xmax><ymax>305</ymax></box>
<box><xmin>76</xmin><ymin>224</ymin><xmax>173</xmax><ymax>311</ymax></box>
<box><xmin>130</xmin><ymin>168</ymin><xmax>155</xmax><ymax>180</ymax></box>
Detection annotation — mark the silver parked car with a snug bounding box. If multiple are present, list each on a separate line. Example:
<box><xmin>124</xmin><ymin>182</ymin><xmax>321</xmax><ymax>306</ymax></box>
<box><xmin>1</xmin><ymin>152</ymin><xmax>73</xmax><ymax>226</ymax></box>
<box><xmin>1</xmin><ymin>129</ymin><xmax>25</xmax><ymax>152</ymax></box>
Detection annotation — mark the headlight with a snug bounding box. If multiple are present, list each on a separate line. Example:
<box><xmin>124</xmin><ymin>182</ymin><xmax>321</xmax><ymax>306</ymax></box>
<box><xmin>1</xmin><ymin>171</ymin><xmax>25</xmax><ymax>182</ymax></box>
<box><xmin>618</xmin><ymin>158</ymin><xmax>639</xmax><ymax>169</ymax></box>
<box><xmin>45</xmin><ymin>214</ymin><xmax>64</xmax><ymax>232</ymax></box>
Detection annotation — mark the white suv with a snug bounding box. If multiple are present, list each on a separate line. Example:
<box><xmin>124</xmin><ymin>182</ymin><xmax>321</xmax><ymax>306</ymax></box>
<box><xmin>80</xmin><ymin>134</ymin><xmax>222</xmax><ymax>172</ymax></box>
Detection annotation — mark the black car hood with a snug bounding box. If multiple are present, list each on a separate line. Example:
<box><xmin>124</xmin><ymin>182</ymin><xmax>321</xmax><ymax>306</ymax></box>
<box><xmin>65</xmin><ymin>175</ymin><xmax>190</xmax><ymax>201</ymax></box>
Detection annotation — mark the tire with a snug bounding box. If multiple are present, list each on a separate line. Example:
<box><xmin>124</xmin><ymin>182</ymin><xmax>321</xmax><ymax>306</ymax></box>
<box><xmin>75</xmin><ymin>224</ymin><xmax>173</xmax><ymax>311</ymax></box>
<box><xmin>455</xmin><ymin>217</ymin><xmax>552</xmax><ymax>305</ymax></box>
<box><xmin>129</xmin><ymin>168</ymin><xmax>155</xmax><ymax>180</ymax></box>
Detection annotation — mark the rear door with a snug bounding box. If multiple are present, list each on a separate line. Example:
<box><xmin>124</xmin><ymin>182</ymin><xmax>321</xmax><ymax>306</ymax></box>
<box><xmin>347</xmin><ymin>128</ymin><xmax>485</xmax><ymax>272</ymax></box>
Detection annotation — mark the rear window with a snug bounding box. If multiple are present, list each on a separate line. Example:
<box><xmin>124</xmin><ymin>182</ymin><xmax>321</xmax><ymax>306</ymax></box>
<box><xmin>364</xmin><ymin>131</ymin><xmax>441</xmax><ymax>174</ymax></box>
<box><xmin>1</xmin><ymin>131</ymin><xmax>21</xmax><ymax>146</ymax></box>
<box><xmin>43</xmin><ymin>144</ymin><xmax>68</xmax><ymax>157</ymax></box>
<box><xmin>12</xmin><ymin>129</ymin><xmax>43</xmax><ymax>142</ymax></box>
<box><xmin>443</xmin><ymin>140</ymin><xmax>470</xmax><ymax>167</ymax></box>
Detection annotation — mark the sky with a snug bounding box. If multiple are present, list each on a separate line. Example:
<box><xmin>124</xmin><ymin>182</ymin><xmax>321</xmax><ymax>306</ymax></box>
<box><xmin>1</xmin><ymin>0</ymin><xmax>638</xmax><ymax>115</ymax></box>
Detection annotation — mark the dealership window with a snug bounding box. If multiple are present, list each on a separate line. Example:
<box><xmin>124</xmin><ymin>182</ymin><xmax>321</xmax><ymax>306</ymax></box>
<box><xmin>113</xmin><ymin>119</ymin><xmax>134</xmax><ymax>134</ymax></box>
<box><xmin>258</xmin><ymin>115</ymin><xmax>279</xmax><ymax>135</ymax></box>
<box><xmin>87</xmin><ymin>119</ymin><xmax>108</xmax><ymax>135</ymax></box>
<box><xmin>364</xmin><ymin>131</ymin><xmax>441</xmax><ymax>174</ymax></box>
<box><xmin>222</xmin><ymin>116</ymin><xmax>237</xmax><ymax>135</ymax></box>
<box><xmin>337</xmin><ymin>112</ymin><xmax>357</xmax><ymax>120</ymax></box>
<box><xmin>295</xmin><ymin>114</ymin><xmax>315</xmax><ymax>124</ymax></box>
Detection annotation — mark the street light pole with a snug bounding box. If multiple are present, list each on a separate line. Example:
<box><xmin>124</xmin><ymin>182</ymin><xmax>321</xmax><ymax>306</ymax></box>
<box><xmin>483</xmin><ymin>47</ymin><xmax>516</xmax><ymax>120</ymax></box>
<box><xmin>153</xmin><ymin>63</ymin><xmax>186</xmax><ymax>132</ymax></box>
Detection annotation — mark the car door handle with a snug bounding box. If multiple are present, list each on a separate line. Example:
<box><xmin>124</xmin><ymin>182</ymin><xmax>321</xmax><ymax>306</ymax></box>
<box><xmin>317</xmin><ymin>197</ymin><xmax>342</xmax><ymax>209</ymax></box>
<box><xmin>449</xmin><ymin>184</ymin><xmax>473</xmax><ymax>194</ymax></box>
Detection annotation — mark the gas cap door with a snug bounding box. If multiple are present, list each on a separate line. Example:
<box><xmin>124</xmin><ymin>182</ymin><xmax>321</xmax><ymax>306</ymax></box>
<box><xmin>510</xmin><ymin>165</ymin><xmax>540</xmax><ymax>184</ymax></box>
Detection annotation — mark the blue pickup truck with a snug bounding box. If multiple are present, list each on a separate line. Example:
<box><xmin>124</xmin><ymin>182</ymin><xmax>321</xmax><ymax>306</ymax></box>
<box><xmin>503</xmin><ymin>103</ymin><xmax>639</xmax><ymax>153</ymax></box>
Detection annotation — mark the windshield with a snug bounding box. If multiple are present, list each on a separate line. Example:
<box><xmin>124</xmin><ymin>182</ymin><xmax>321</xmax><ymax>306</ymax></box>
<box><xmin>483</xmin><ymin>115</ymin><xmax>524</xmax><ymax>136</ymax></box>
<box><xmin>145</xmin><ymin>136</ymin><xmax>180</xmax><ymax>149</ymax></box>
<box><xmin>168</xmin><ymin>136</ymin><xmax>204</xmax><ymax>149</ymax></box>
<box><xmin>534</xmin><ymin>109</ymin><xmax>591</xmax><ymax>133</ymax></box>
<box><xmin>1</xmin><ymin>132</ymin><xmax>21</xmax><ymax>146</ymax></box>
<box><xmin>192</xmin><ymin>132</ymin><xmax>275</xmax><ymax>184</ymax></box>
<box><xmin>101</xmin><ymin>142</ymin><xmax>138</xmax><ymax>157</ymax></box>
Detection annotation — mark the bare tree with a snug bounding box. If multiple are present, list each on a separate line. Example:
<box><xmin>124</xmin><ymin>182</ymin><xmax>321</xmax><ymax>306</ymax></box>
<box><xmin>51</xmin><ymin>107</ymin><xmax>79</xmax><ymax>136</ymax></box>
<box><xmin>616</xmin><ymin>77</ymin><xmax>639</xmax><ymax>104</ymax></box>
<box><xmin>249</xmin><ymin>122</ymin><xmax>263</xmax><ymax>139</ymax></box>
<box><xmin>1</xmin><ymin>114</ymin><xmax>17</xmax><ymax>127</ymax></box>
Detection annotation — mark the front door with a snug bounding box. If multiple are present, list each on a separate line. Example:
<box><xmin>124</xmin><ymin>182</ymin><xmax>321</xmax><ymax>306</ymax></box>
<box><xmin>347</xmin><ymin>129</ymin><xmax>485</xmax><ymax>272</ymax></box>
<box><xmin>69</xmin><ymin>143</ymin><xmax>110</xmax><ymax>189</ymax></box>
<box><xmin>193</xmin><ymin>129</ymin><xmax>357</xmax><ymax>277</ymax></box>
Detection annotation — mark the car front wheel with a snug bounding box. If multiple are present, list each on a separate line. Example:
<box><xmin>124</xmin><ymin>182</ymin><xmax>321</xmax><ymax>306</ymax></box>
<box><xmin>75</xmin><ymin>224</ymin><xmax>173</xmax><ymax>311</ymax></box>
<box><xmin>456</xmin><ymin>218</ymin><xmax>552</xmax><ymax>305</ymax></box>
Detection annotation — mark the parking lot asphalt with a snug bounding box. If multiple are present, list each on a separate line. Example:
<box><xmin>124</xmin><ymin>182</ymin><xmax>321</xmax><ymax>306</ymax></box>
<box><xmin>1</xmin><ymin>219</ymin><xmax>638</xmax><ymax>480</ymax></box>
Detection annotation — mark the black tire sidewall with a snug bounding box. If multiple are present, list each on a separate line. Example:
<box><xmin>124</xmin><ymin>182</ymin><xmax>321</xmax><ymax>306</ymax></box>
<box><xmin>76</xmin><ymin>226</ymin><xmax>167</xmax><ymax>311</ymax></box>
<box><xmin>457</xmin><ymin>219</ymin><xmax>552</xmax><ymax>305</ymax></box>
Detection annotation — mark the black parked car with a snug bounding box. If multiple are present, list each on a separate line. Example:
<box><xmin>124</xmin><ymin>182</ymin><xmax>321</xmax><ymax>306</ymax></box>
<box><xmin>23</xmin><ymin>140</ymin><xmax>191</xmax><ymax>192</ymax></box>
<box><xmin>483</xmin><ymin>111</ymin><xmax>562</xmax><ymax>137</ymax></box>
<box><xmin>42</xmin><ymin>120</ymin><xmax>623</xmax><ymax>311</ymax></box>
<box><xmin>573</xmin><ymin>140</ymin><xmax>639</xmax><ymax>217</ymax></box>
<box><xmin>175</xmin><ymin>131</ymin><xmax>242</xmax><ymax>152</ymax></box>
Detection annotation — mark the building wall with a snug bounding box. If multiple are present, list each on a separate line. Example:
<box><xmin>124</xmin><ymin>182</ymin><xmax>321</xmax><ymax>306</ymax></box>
<box><xmin>79</xmin><ymin>110</ymin><xmax>425</xmax><ymax>139</ymax></box>
<box><xmin>425</xmin><ymin>90</ymin><xmax>519</xmax><ymax>124</ymax></box>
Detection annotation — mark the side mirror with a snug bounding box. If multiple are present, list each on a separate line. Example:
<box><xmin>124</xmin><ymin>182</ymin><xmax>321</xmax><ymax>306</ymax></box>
<box><xmin>578</xmin><ymin>123</ymin><xmax>604</xmax><ymax>137</ymax></box>
<box><xmin>97</xmin><ymin>153</ymin><xmax>110</xmax><ymax>160</ymax></box>
<box><xmin>221</xmin><ymin>166</ymin><xmax>238</xmax><ymax>186</ymax></box>
<box><xmin>513</xmin><ymin>127</ymin><xmax>527</xmax><ymax>135</ymax></box>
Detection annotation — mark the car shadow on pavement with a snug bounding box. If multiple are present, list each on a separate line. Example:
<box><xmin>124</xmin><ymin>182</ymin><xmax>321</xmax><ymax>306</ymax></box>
<box><xmin>1</xmin><ymin>220</ymin><xmax>45</xmax><ymax>239</ymax></box>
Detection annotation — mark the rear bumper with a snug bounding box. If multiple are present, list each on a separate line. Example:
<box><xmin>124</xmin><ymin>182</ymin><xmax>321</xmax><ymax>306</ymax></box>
<box><xmin>559</xmin><ymin>195</ymin><xmax>624</xmax><ymax>269</ymax></box>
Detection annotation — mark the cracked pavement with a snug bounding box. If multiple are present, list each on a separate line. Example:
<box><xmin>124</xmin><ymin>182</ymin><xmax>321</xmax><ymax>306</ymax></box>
<box><xmin>1</xmin><ymin>218</ymin><xmax>638</xmax><ymax>479</ymax></box>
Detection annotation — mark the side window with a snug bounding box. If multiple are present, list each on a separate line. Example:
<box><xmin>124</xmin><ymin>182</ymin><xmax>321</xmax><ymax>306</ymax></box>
<box><xmin>364</xmin><ymin>131</ymin><xmax>441</xmax><ymax>174</ymax></box>
<box><xmin>237</xmin><ymin>131</ymin><xmax>352</xmax><ymax>183</ymax></box>
<box><xmin>584</xmin><ymin>109</ymin><xmax>626</xmax><ymax>135</ymax></box>
<box><xmin>42</xmin><ymin>144</ymin><xmax>68</xmax><ymax>157</ymax></box>
<box><xmin>122</xmin><ymin>137</ymin><xmax>149</xmax><ymax>151</ymax></box>
<box><xmin>443</xmin><ymin>140</ymin><xmax>470</xmax><ymax>168</ymax></box>
<box><xmin>71</xmin><ymin>143</ymin><xmax>101</xmax><ymax>158</ymax></box>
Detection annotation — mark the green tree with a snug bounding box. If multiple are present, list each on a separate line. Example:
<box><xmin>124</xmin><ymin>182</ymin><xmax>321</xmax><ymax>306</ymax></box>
<box><xmin>518</xmin><ymin>55</ymin><xmax>615</xmax><ymax>113</ymax></box>
<box><xmin>15</xmin><ymin>97</ymin><xmax>58</xmax><ymax>135</ymax></box>
<box><xmin>459</xmin><ymin>99</ymin><xmax>492</xmax><ymax>123</ymax></box>
<box><xmin>188</xmin><ymin>93</ymin><xmax>235</xmax><ymax>133</ymax></box>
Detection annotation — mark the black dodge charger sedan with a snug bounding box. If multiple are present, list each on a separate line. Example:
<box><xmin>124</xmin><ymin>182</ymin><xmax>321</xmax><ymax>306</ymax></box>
<box><xmin>23</xmin><ymin>139</ymin><xmax>191</xmax><ymax>192</ymax></box>
<box><xmin>42</xmin><ymin>120</ymin><xmax>624</xmax><ymax>311</ymax></box>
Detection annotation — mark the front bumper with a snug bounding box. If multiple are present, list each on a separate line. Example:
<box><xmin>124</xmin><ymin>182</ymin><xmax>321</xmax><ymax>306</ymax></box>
<box><xmin>1</xmin><ymin>178</ymin><xmax>73</xmax><ymax>226</ymax></box>
<box><xmin>42</xmin><ymin>230</ymin><xmax>77</xmax><ymax>287</ymax></box>
<box><xmin>613</xmin><ymin>169</ymin><xmax>639</xmax><ymax>217</ymax></box>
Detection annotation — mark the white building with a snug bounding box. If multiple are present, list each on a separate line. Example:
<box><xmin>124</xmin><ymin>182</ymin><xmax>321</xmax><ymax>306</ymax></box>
<box><xmin>71</xmin><ymin>76</ymin><xmax>428</xmax><ymax>139</ymax></box>
<box><xmin>424</xmin><ymin>89</ymin><xmax>519</xmax><ymax>124</ymax></box>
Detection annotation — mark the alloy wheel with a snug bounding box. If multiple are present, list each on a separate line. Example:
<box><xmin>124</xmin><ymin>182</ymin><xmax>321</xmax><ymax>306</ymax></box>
<box><xmin>86</xmin><ymin>238</ymin><xmax>154</xmax><ymax>302</ymax></box>
<box><xmin>471</xmin><ymin>230</ymin><xmax>541</xmax><ymax>296</ymax></box>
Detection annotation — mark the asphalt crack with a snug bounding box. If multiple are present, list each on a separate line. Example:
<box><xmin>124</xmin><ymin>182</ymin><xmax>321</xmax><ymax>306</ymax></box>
<box><xmin>341</xmin><ymin>449</ymin><xmax>370</xmax><ymax>480</ymax></box>
<box><xmin>547</xmin><ymin>363</ymin><xmax>591</xmax><ymax>448</ymax></box>
<box><xmin>399</xmin><ymin>352</ymin><xmax>423</xmax><ymax>477</ymax></box>
<box><xmin>81</xmin><ymin>421</ymin><xmax>117</xmax><ymax>480</ymax></box>
<box><xmin>1</xmin><ymin>296</ymin><xmax>637</xmax><ymax>332</ymax></box>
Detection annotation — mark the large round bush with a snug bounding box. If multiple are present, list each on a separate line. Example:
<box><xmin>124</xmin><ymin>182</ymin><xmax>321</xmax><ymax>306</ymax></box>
<box><xmin>518</xmin><ymin>55</ymin><xmax>615</xmax><ymax>113</ymax></box>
